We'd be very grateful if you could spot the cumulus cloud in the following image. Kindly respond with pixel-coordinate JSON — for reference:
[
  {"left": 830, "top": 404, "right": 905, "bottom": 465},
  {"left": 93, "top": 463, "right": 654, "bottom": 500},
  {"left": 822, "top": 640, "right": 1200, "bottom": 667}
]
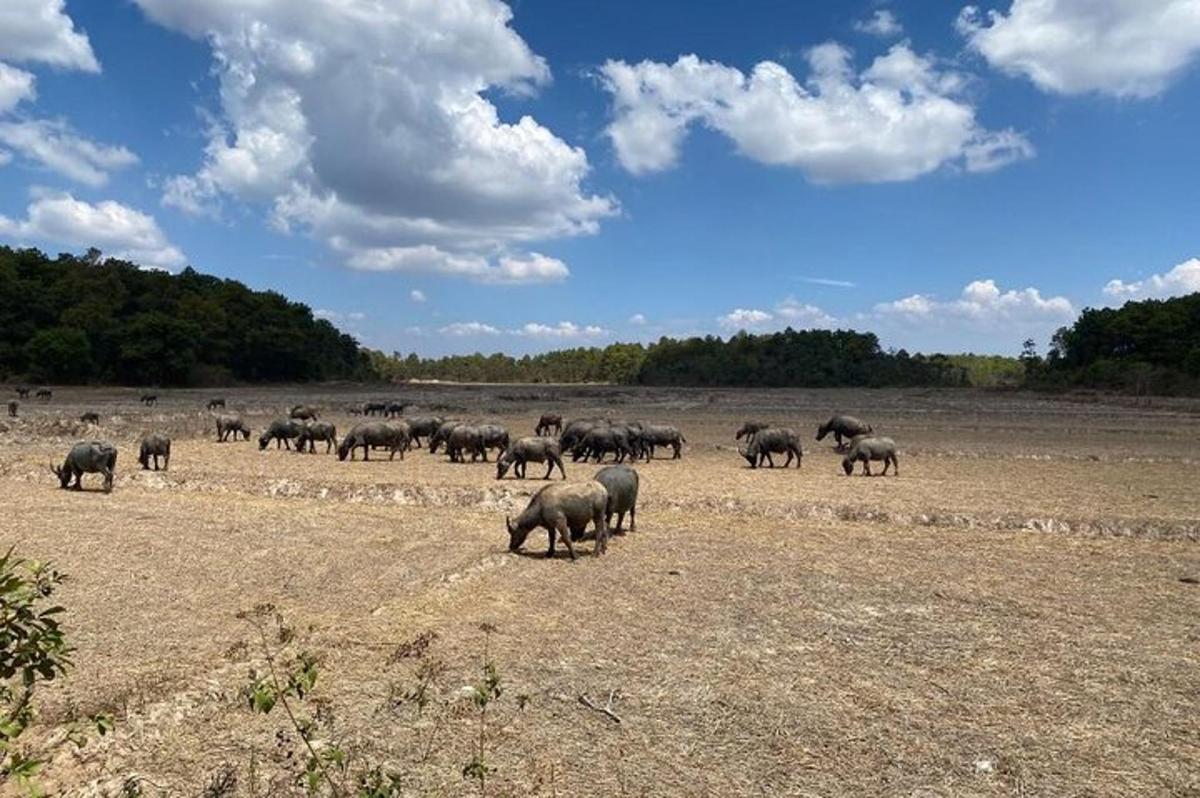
[
  {"left": 719, "top": 298, "right": 839, "bottom": 331},
  {"left": 0, "top": 118, "right": 138, "bottom": 186},
  {"left": 875, "top": 278, "right": 1074, "bottom": 324},
  {"left": 440, "top": 321, "right": 500, "bottom": 336},
  {"left": 410, "top": 289, "right": 427, "bottom": 303},
  {"left": 313, "top": 309, "right": 366, "bottom": 323},
  {"left": 774, "top": 297, "right": 839, "bottom": 327},
  {"left": 0, "top": 0, "right": 99, "bottom": 73},
  {"left": 0, "top": 192, "right": 186, "bottom": 269},
  {"left": 958, "top": 0, "right": 1200, "bottom": 98},
  {"left": 600, "top": 42, "right": 1033, "bottom": 182},
  {"left": 628, "top": 313, "right": 646, "bottom": 325},
  {"left": 718, "top": 308, "right": 774, "bottom": 331},
  {"left": 854, "top": 9, "right": 903, "bottom": 37},
  {"left": 135, "top": 0, "right": 615, "bottom": 282},
  {"left": 0, "top": 63, "right": 35, "bottom": 114},
  {"left": 1103, "top": 257, "right": 1200, "bottom": 299},
  {"left": 514, "top": 321, "right": 608, "bottom": 339}
]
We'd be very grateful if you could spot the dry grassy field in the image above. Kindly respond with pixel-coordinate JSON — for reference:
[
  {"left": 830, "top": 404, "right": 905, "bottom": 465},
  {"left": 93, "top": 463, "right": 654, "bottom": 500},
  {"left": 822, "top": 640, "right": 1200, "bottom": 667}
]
[{"left": 2, "top": 384, "right": 1198, "bottom": 796}]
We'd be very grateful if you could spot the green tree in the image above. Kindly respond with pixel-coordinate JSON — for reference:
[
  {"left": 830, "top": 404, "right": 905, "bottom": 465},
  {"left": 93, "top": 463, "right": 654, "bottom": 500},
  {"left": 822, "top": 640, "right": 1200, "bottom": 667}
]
[{"left": 23, "top": 327, "right": 93, "bottom": 383}]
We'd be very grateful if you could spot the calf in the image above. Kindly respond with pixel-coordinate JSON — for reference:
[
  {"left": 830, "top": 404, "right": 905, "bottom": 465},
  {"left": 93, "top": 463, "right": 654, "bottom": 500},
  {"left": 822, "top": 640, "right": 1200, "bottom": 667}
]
[{"left": 535, "top": 413, "right": 563, "bottom": 436}]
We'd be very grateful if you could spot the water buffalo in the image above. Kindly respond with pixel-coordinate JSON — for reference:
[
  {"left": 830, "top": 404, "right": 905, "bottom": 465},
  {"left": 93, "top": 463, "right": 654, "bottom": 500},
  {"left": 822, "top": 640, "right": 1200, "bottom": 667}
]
[
  {"left": 572, "top": 425, "right": 634, "bottom": 463},
  {"left": 79, "top": 412, "right": 100, "bottom": 425},
  {"left": 817, "top": 415, "right": 873, "bottom": 451},
  {"left": 559, "top": 419, "right": 600, "bottom": 452},
  {"left": 740, "top": 427, "right": 802, "bottom": 468},
  {"left": 15, "top": 386, "right": 30, "bottom": 398},
  {"left": 735, "top": 421, "right": 769, "bottom": 440},
  {"left": 842, "top": 436, "right": 899, "bottom": 476},
  {"left": 7, "top": 400, "right": 16, "bottom": 418},
  {"left": 140, "top": 394, "right": 158, "bottom": 406},
  {"left": 496, "top": 437, "right": 566, "bottom": 480},
  {"left": 506, "top": 481, "right": 609, "bottom": 559},
  {"left": 446, "top": 425, "right": 484, "bottom": 463},
  {"left": 594, "top": 465, "right": 639, "bottom": 533},
  {"left": 295, "top": 421, "right": 338, "bottom": 453},
  {"left": 290, "top": 404, "right": 319, "bottom": 421},
  {"left": 207, "top": 398, "right": 226, "bottom": 410},
  {"left": 364, "top": 402, "right": 388, "bottom": 417},
  {"left": 216, "top": 414, "right": 250, "bottom": 442},
  {"left": 338, "top": 421, "right": 409, "bottom": 461},
  {"left": 429, "top": 420, "right": 464, "bottom": 454},
  {"left": 476, "top": 424, "right": 510, "bottom": 461},
  {"left": 259, "top": 419, "right": 303, "bottom": 450},
  {"left": 402, "top": 415, "right": 443, "bottom": 448},
  {"left": 642, "top": 424, "right": 685, "bottom": 459},
  {"left": 535, "top": 413, "right": 563, "bottom": 436},
  {"left": 52, "top": 441, "right": 117, "bottom": 492},
  {"left": 138, "top": 433, "right": 171, "bottom": 471},
  {"left": 36, "top": 388, "right": 52, "bottom": 401},
  {"left": 386, "top": 401, "right": 407, "bottom": 418}
]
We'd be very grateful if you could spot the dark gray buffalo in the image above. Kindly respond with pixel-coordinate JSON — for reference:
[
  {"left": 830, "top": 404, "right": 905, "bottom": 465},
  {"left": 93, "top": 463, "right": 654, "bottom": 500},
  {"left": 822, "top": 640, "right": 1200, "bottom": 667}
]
[
  {"left": 476, "top": 424, "right": 510, "bottom": 461},
  {"left": 496, "top": 437, "right": 566, "bottom": 480},
  {"left": 842, "top": 436, "right": 899, "bottom": 476},
  {"left": 52, "top": 441, "right": 117, "bottom": 492},
  {"left": 140, "top": 393, "right": 158, "bottom": 406},
  {"left": 7, "top": 400, "right": 16, "bottom": 418},
  {"left": 572, "top": 425, "right": 634, "bottom": 463},
  {"left": 289, "top": 404, "right": 319, "bottom": 421},
  {"left": 207, "top": 397, "right": 226, "bottom": 410},
  {"left": 80, "top": 412, "right": 100, "bottom": 425},
  {"left": 338, "top": 422, "right": 408, "bottom": 461},
  {"left": 295, "top": 421, "right": 338, "bottom": 453},
  {"left": 535, "top": 413, "right": 563, "bottom": 436},
  {"left": 506, "top": 481, "right": 610, "bottom": 559},
  {"left": 428, "top": 421, "right": 464, "bottom": 453},
  {"left": 817, "top": 414, "right": 873, "bottom": 451},
  {"left": 216, "top": 414, "right": 250, "bottom": 442},
  {"left": 138, "top": 433, "right": 171, "bottom": 471},
  {"left": 259, "top": 419, "right": 302, "bottom": 450},
  {"left": 402, "top": 415, "right": 443, "bottom": 448},
  {"left": 36, "top": 388, "right": 52, "bottom": 401},
  {"left": 740, "top": 427, "right": 803, "bottom": 469},
  {"left": 735, "top": 421, "right": 770, "bottom": 440},
  {"left": 642, "top": 424, "right": 686, "bottom": 459},
  {"left": 15, "top": 386, "right": 30, "bottom": 398},
  {"left": 446, "top": 425, "right": 483, "bottom": 463},
  {"left": 594, "top": 464, "right": 639, "bottom": 533},
  {"left": 559, "top": 418, "right": 599, "bottom": 451}
]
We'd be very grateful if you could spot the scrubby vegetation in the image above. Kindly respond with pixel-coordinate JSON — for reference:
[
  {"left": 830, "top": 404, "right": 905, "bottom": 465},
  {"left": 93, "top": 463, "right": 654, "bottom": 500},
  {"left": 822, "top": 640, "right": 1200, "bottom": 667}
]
[{"left": 0, "top": 247, "right": 372, "bottom": 386}]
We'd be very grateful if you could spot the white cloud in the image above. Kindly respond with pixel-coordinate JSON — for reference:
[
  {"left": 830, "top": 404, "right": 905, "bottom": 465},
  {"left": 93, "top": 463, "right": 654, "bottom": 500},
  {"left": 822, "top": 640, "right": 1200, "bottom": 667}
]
[
  {"left": 1103, "top": 257, "right": 1200, "bottom": 299},
  {"left": 0, "top": 118, "right": 138, "bottom": 186},
  {"left": 958, "top": 0, "right": 1200, "bottom": 98},
  {"left": 136, "top": 0, "right": 615, "bottom": 281},
  {"left": 600, "top": 43, "right": 1033, "bottom": 182},
  {"left": 718, "top": 298, "right": 839, "bottom": 331},
  {"left": 0, "top": 192, "right": 186, "bottom": 269},
  {"left": 0, "top": 0, "right": 99, "bottom": 73},
  {"left": 875, "top": 278, "right": 1074, "bottom": 324},
  {"left": 774, "top": 297, "right": 839, "bottom": 327},
  {"left": 718, "top": 308, "right": 774, "bottom": 331},
  {"left": 410, "top": 289, "right": 427, "bottom": 303},
  {"left": 441, "top": 321, "right": 501, "bottom": 336},
  {"left": 796, "top": 276, "right": 856, "bottom": 288},
  {"left": 0, "top": 63, "right": 35, "bottom": 114},
  {"left": 628, "top": 313, "right": 646, "bottom": 325},
  {"left": 313, "top": 309, "right": 366, "bottom": 323},
  {"left": 514, "top": 321, "right": 608, "bottom": 339},
  {"left": 854, "top": 9, "right": 903, "bottom": 37}
]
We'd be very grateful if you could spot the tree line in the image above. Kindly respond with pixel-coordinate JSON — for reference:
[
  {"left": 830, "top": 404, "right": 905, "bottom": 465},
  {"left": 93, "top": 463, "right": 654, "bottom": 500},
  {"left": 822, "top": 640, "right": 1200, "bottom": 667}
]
[{"left": 0, "top": 247, "right": 372, "bottom": 386}]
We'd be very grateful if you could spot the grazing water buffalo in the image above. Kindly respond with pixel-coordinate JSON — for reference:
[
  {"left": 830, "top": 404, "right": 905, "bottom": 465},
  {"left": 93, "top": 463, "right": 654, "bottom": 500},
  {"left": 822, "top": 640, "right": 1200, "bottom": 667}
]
[
  {"left": 506, "top": 481, "right": 609, "bottom": 559},
  {"left": 535, "top": 413, "right": 563, "bottom": 436},
  {"left": 842, "top": 436, "right": 899, "bottom": 476},
  {"left": 642, "top": 424, "right": 686, "bottom": 459},
  {"left": 290, "top": 404, "right": 319, "bottom": 421},
  {"left": 740, "top": 427, "right": 802, "bottom": 469},
  {"left": 559, "top": 418, "right": 600, "bottom": 452},
  {"left": 259, "top": 419, "right": 303, "bottom": 450},
  {"left": 817, "top": 414, "right": 873, "bottom": 450},
  {"left": 36, "top": 388, "right": 52, "bottom": 401},
  {"left": 138, "top": 433, "right": 171, "bottom": 471},
  {"left": 572, "top": 425, "right": 634, "bottom": 463},
  {"left": 735, "top": 421, "right": 770, "bottom": 440},
  {"left": 338, "top": 421, "right": 408, "bottom": 461},
  {"left": 446, "top": 425, "right": 484, "bottom": 463},
  {"left": 429, "top": 420, "right": 464, "bottom": 453},
  {"left": 207, "top": 397, "right": 226, "bottom": 410},
  {"left": 386, "top": 401, "right": 407, "bottom": 418},
  {"left": 7, "top": 400, "right": 16, "bottom": 418},
  {"left": 15, "top": 386, "right": 30, "bottom": 398},
  {"left": 364, "top": 402, "right": 388, "bottom": 417},
  {"left": 140, "top": 394, "right": 158, "bottom": 406},
  {"left": 476, "top": 424, "right": 510, "bottom": 461},
  {"left": 496, "top": 437, "right": 566, "bottom": 480},
  {"left": 295, "top": 421, "right": 338, "bottom": 453},
  {"left": 52, "top": 441, "right": 117, "bottom": 492},
  {"left": 80, "top": 412, "right": 100, "bottom": 425},
  {"left": 594, "top": 465, "right": 639, "bottom": 533},
  {"left": 216, "top": 414, "right": 250, "bottom": 442},
  {"left": 402, "top": 415, "right": 443, "bottom": 448}
]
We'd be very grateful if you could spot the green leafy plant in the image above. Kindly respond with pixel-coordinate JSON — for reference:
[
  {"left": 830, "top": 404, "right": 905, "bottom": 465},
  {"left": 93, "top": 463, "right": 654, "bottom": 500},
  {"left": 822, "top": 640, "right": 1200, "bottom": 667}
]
[{"left": 462, "top": 623, "right": 502, "bottom": 796}]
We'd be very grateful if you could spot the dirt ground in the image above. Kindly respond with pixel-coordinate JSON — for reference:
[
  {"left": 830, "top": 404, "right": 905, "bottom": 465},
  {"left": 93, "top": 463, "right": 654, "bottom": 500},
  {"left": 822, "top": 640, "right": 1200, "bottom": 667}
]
[{"left": 2, "top": 384, "right": 1198, "bottom": 796}]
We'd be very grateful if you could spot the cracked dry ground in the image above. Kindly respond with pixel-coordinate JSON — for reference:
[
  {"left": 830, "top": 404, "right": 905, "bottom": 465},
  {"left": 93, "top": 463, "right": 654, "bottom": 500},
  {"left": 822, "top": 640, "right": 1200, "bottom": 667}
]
[{"left": 2, "top": 385, "right": 1198, "bottom": 796}]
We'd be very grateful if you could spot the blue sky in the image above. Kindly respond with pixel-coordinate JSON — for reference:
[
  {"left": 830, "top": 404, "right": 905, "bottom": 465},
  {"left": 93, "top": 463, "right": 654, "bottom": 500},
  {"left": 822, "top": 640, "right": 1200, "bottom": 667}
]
[{"left": 1, "top": 1, "right": 1198, "bottom": 356}]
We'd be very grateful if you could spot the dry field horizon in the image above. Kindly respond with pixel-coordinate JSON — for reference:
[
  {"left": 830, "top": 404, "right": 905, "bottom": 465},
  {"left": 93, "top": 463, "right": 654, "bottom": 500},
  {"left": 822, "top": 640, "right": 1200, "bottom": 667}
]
[{"left": 2, "top": 384, "right": 1198, "bottom": 796}]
